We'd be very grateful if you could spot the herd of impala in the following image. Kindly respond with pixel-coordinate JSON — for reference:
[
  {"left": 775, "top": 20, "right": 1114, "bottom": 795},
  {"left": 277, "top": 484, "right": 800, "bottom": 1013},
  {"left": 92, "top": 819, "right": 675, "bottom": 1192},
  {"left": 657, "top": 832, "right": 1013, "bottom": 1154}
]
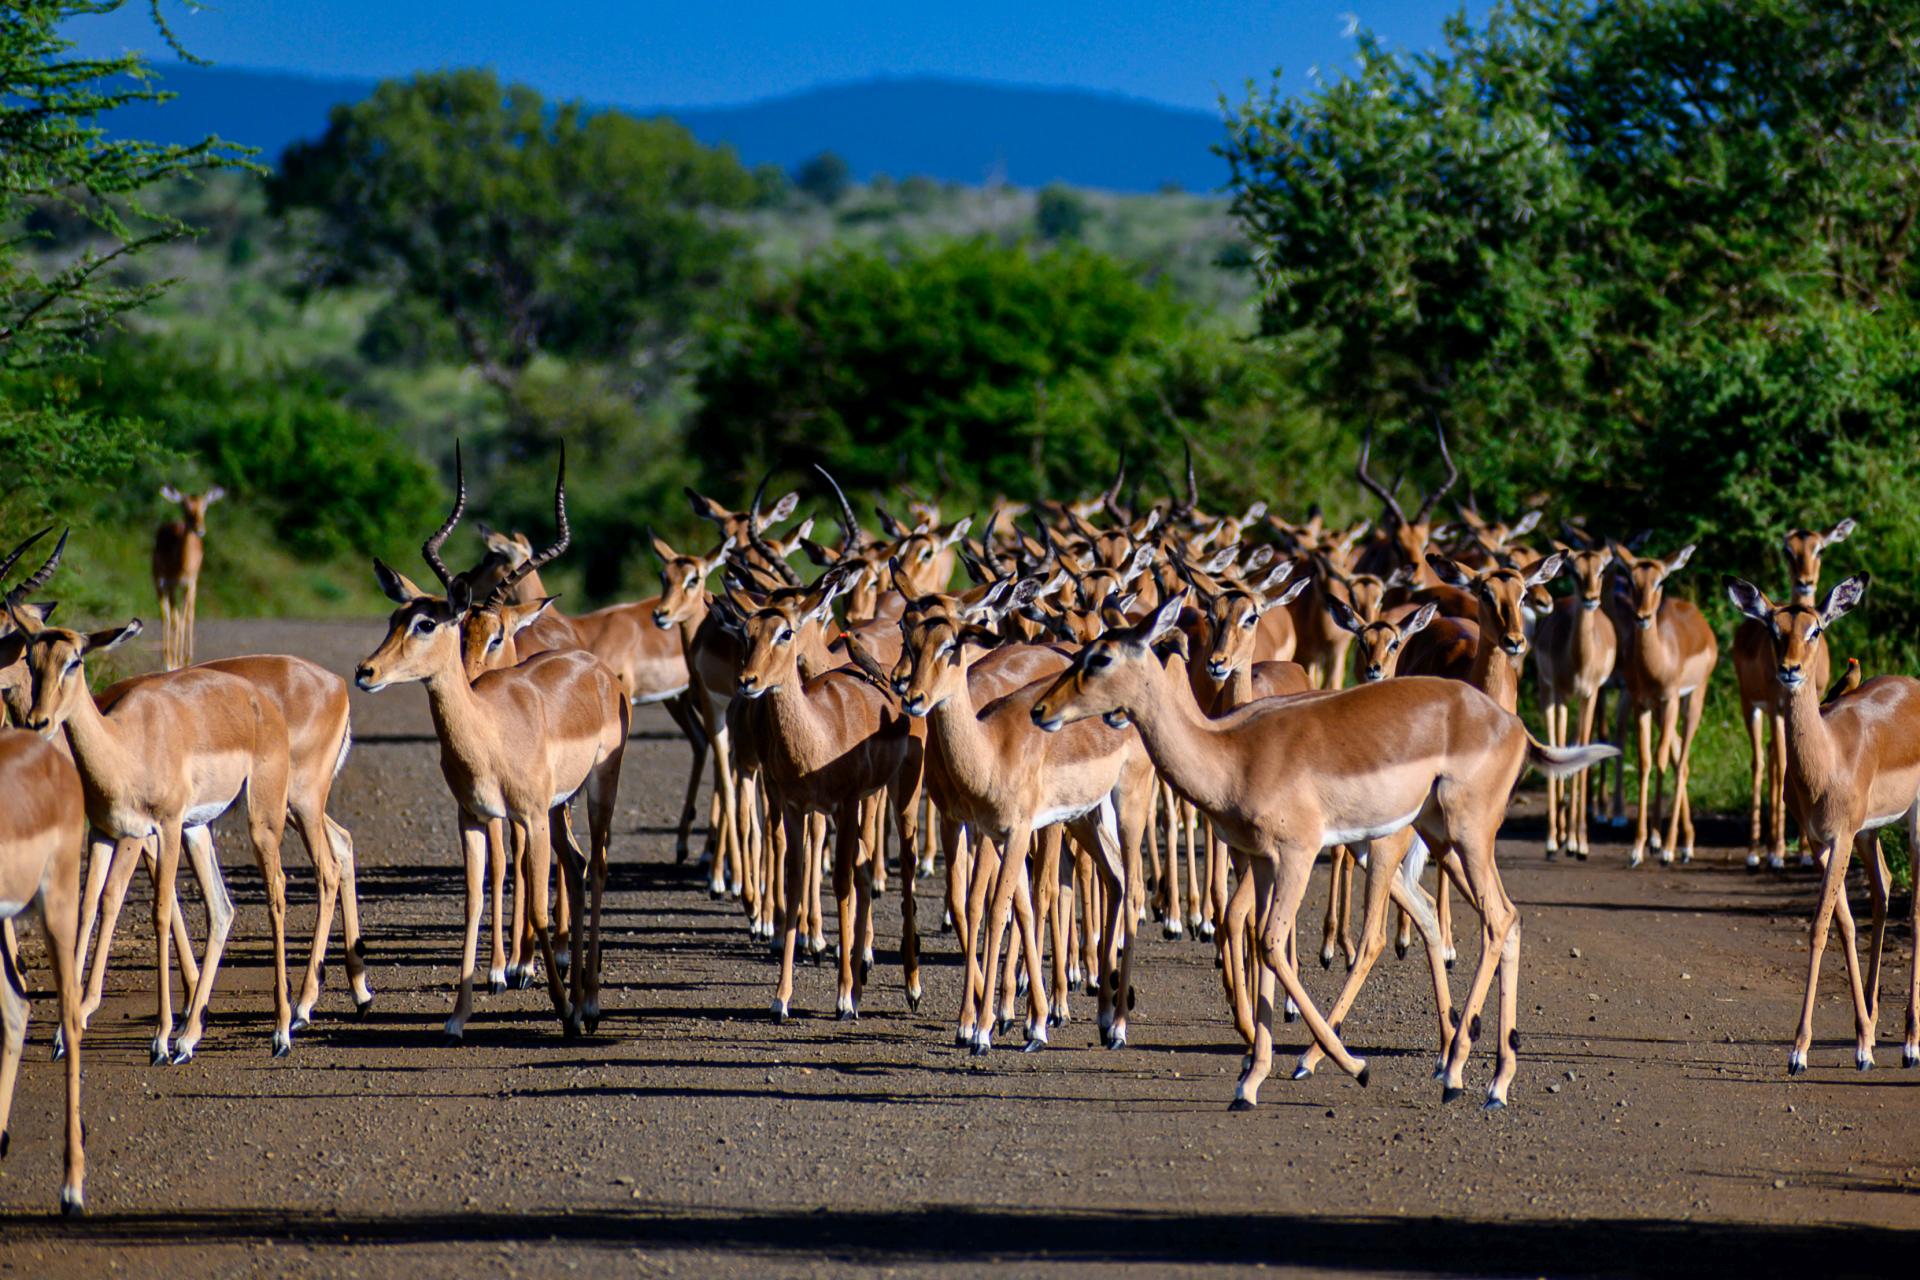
[{"left": 0, "top": 431, "right": 1916, "bottom": 1218}]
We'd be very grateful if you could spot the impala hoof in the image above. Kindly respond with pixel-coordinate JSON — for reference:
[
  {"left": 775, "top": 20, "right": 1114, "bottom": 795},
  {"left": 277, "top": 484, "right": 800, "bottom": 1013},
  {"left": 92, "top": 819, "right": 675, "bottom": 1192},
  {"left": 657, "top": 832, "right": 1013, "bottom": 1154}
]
[
  {"left": 770, "top": 999, "right": 789, "bottom": 1025},
  {"left": 1441, "top": 1085, "right": 1464, "bottom": 1104},
  {"left": 441, "top": 1031, "right": 464, "bottom": 1048},
  {"left": 59, "top": 1187, "right": 84, "bottom": 1217},
  {"left": 1227, "top": 1097, "right": 1256, "bottom": 1112},
  {"left": 1444, "top": 957, "right": 1456, "bottom": 971},
  {"left": 1106, "top": 1028, "right": 1127, "bottom": 1050},
  {"left": 170, "top": 1046, "right": 195, "bottom": 1066},
  {"left": 1022, "top": 1037, "right": 1046, "bottom": 1054},
  {"left": 1394, "top": 940, "right": 1409, "bottom": 960},
  {"left": 1787, "top": 1049, "right": 1808, "bottom": 1075},
  {"left": 1291, "top": 1064, "right": 1313, "bottom": 1081},
  {"left": 150, "top": 1039, "right": 169, "bottom": 1067},
  {"left": 1857, "top": 1048, "right": 1875, "bottom": 1071},
  {"left": 290, "top": 1011, "right": 311, "bottom": 1033},
  {"left": 905, "top": 988, "right": 923, "bottom": 1014},
  {"left": 1356, "top": 1064, "right": 1370, "bottom": 1088},
  {"left": 355, "top": 995, "right": 375, "bottom": 1018},
  {"left": 1902, "top": 1044, "right": 1919, "bottom": 1068},
  {"left": 272, "top": 1030, "right": 292, "bottom": 1058},
  {"left": 1483, "top": 1094, "right": 1507, "bottom": 1113},
  {"left": 50, "top": 1029, "right": 65, "bottom": 1062}
]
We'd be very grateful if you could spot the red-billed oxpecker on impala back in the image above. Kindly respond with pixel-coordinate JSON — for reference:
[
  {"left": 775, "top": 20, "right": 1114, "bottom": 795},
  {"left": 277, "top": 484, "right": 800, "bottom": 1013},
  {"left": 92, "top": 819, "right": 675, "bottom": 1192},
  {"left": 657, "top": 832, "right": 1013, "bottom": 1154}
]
[
  {"left": 153, "top": 484, "right": 223, "bottom": 670},
  {"left": 0, "top": 527, "right": 89, "bottom": 1215},
  {"left": 1610, "top": 542, "right": 1718, "bottom": 866},
  {"left": 1533, "top": 543, "right": 1619, "bottom": 860},
  {"left": 1029, "top": 592, "right": 1616, "bottom": 1111},
  {"left": 1725, "top": 574, "right": 1920, "bottom": 1073},
  {"left": 1731, "top": 520, "right": 1854, "bottom": 869},
  {"left": 357, "top": 450, "right": 630, "bottom": 1041}
]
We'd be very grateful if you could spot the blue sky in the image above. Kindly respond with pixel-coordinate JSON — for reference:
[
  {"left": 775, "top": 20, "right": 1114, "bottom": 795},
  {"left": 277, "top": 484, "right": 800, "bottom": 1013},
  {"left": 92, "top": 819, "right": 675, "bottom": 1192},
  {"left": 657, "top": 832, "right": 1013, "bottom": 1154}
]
[{"left": 68, "top": 1, "right": 1486, "bottom": 112}]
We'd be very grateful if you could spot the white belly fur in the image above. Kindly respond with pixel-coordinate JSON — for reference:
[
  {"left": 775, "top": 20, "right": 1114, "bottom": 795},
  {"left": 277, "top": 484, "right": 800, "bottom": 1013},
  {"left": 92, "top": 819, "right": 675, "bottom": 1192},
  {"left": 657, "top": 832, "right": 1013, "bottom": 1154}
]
[{"left": 1322, "top": 805, "right": 1425, "bottom": 849}]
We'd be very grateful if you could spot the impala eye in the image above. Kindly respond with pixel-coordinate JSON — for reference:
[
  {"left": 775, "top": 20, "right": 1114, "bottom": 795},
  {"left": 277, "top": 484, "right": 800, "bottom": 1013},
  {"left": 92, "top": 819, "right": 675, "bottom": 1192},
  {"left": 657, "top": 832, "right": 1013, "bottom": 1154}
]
[
  {"left": 775, "top": 627, "right": 792, "bottom": 645},
  {"left": 64, "top": 657, "right": 82, "bottom": 677},
  {"left": 1241, "top": 614, "right": 1257, "bottom": 629},
  {"left": 684, "top": 575, "right": 696, "bottom": 590},
  {"left": 1086, "top": 651, "right": 1112, "bottom": 670},
  {"left": 487, "top": 634, "right": 501, "bottom": 652}
]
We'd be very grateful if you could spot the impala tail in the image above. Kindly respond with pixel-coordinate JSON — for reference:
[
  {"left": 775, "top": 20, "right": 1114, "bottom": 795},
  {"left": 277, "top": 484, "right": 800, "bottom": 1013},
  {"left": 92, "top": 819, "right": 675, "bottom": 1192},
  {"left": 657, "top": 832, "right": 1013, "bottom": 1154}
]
[{"left": 1524, "top": 734, "right": 1619, "bottom": 779}]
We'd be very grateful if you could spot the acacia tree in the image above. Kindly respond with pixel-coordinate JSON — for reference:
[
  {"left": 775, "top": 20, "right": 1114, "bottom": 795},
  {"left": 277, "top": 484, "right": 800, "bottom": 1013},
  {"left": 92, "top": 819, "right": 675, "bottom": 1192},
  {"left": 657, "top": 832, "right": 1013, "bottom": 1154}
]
[
  {"left": 1223, "top": 0, "right": 1920, "bottom": 630},
  {"left": 270, "top": 70, "right": 757, "bottom": 399},
  {"left": 0, "top": 0, "right": 247, "bottom": 365}
]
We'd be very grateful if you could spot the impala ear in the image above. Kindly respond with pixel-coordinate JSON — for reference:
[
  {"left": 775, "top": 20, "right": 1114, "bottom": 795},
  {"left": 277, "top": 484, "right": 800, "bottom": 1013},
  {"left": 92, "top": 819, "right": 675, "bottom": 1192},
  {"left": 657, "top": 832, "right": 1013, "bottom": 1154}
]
[
  {"left": 1400, "top": 602, "right": 1438, "bottom": 639},
  {"left": 1134, "top": 508, "right": 1162, "bottom": 538},
  {"left": 1426, "top": 553, "right": 1472, "bottom": 589},
  {"left": 1122, "top": 545, "right": 1156, "bottom": 585},
  {"left": 160, "top": 484, "right": 183, "bottom": 504},
  {"left": 798, "top": 537, "right": 838, "bottom": 568},
  {"left": 1662, "top": 544, "right": 1695, "bottom": 578},
  {"left": 1243, "top": 544, "right": 1275, "bottom": 574},
  {"left": 684, "top": 488, "right": 728, "bottom": 524},
  {"left": 1241, "top": 500, "right": 1268, "bottom": 524},
  {"left": 1524, "top": 552, "right": 1565, "bottom": 589},
  {"left": 509, "top": 597, "right": 557, "bottom": 636},
  {"left": 1825, "top": 517, "right": 1856, "bottom": 545},
  {"left": 1723, "top": 576, "right": 1772, "bottom": 623},
  {"left": 1202, "top": 543, "right": 1239, "bottom": 577},
  {"left": 1255, "top": 558, "right": 1298, "bottom": 597},
  {"left": 84, "top": 619, "right": 142, "bottom": 654},
  {"left": 446, "top": 577, "right": 474, "bottom": 619},
  {"left": 1138, "top": 590, "right": 1187, "bottom": 648},
  {"left": 1821, "top": 574, "right": 1869, "bottom": 626},
  {"left": 1606, "top": 540, "right": 1636, "bottom": 568},
  {"left": 709, "top": 596, "right": 747, "bottom": 637},
  {"left": 1385, "top": 563, "right": 1417, "bottom": 590},
  {"left": 373, "top": 558, "right": 430, "bottom": 604},
  {"left": 648, "top": 532, "right": 678, "bottom": 566},
  {"left": 706, "top": 535, "right": 737, "bottom": 574},
  {"left": 765, "top": 492, "right": 800, "bottom": 525},
  {"left": 204, "top": 486, "right": 226, "bottom": 505},
  {"left": 1509, "top": 510, "right": 1542, "bottom": 539},
  {"left": 941, "top": 517, "right": 972, "bottom": 548},
  {"left": 1269, "top": 574, "right": 1311, "bottom": 609},
  {"left": 0, "top": 632, "right": 24, "bottom": 670},
  {"left": 1327, "top": 596, "right": 1363, "bottom": 636}
]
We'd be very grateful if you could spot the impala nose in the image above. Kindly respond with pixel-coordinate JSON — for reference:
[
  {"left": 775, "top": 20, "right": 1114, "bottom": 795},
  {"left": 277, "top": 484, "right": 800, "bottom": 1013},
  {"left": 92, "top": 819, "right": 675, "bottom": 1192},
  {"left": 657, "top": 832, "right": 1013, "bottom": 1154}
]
[
  {"left": 652, "top": 610, "right": 672, "bottom": 629},
  {"left": 1778, "top": 664, "right": 1806, "bottom": 689},
  {"left": 1636, "top": 615, "right": 1654, "bottom": 631},
  {"left": 353, "top": 665, "right": 376, "bottom": 690},
  {"left": 1363, "top": 666, "right": 1384, "bottom": 681},
  {"left": 1500, "top": 636, "right": 1526, "bottom": 656},
  {"left": 737, "top": 675, "right": 763, "bottom": 698},
  {"left": 902, "top": 692, "right": 928, "bottom": 718},
  {"left": 1206, "top": 659, "right": 1228, "bottom": 679}
]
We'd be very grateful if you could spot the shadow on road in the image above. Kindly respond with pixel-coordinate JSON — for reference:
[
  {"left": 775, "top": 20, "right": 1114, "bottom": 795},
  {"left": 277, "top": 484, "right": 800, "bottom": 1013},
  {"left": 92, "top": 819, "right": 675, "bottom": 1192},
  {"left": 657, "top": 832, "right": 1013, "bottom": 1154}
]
[{"left": 3, "top": 1203, "right": 1910, "bottom": 1275}]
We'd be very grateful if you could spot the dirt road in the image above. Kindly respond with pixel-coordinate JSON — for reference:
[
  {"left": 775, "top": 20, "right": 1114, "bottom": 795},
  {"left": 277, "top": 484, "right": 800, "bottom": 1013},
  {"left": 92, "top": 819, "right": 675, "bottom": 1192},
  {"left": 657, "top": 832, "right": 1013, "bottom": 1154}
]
[{"left": 0, "top": 618, "right": 1915, "bottom": 1277}]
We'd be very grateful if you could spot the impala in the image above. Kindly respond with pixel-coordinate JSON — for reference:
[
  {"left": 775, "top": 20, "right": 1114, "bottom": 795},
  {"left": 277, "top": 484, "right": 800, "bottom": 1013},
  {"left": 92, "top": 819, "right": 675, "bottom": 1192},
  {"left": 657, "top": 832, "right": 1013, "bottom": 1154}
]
[
  {"left": 1031, "top": 593, "right": 1615, "bottom": 1110},
  {"left": 1534, "top": 544, "right": 1618, "bottom": 859},
  {"left": 1726, "top": 574, "right": 1920, "bottom": 1073},
  {"left": 153, "top": 484, "right": 224, "bottom": 670},
  {"left": 1610, "top": 543, "right": 1718, "bottom": 866},
  {"left": 12, "top": 603, "right": 296, "bottom": 1066},
  {"left": 357, "top": 457, "right": 629, "bottom": 1040},
  {"left": 1730, "top": 520, "right": 1853, "bottom": 868}
]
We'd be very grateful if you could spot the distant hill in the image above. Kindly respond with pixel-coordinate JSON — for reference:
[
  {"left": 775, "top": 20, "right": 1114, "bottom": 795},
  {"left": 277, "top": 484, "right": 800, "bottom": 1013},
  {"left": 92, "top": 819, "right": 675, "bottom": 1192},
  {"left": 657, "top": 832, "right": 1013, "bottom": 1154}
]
[{"left": 103, "top": 65, "right": 1230, "bottom": 193}]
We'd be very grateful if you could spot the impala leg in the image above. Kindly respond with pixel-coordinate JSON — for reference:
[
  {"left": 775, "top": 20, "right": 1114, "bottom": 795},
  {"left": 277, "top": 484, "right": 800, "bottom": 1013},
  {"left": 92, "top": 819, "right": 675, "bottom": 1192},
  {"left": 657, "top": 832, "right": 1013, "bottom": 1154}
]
[
  {"left": 772, "top": 805, "right": 806, "bottom": 1021},
  {"left": 445, "top": 815, "right": 488, "bottom": 1043},
  {"left": 893, "top": 784, "right": 923, "bottom": 1012},
  {"left": 806, "top": 811, "right": 828, "bottom": 957},
  {"left": 940, "top": 816, "right": 966, "bottom": 938},
  {"left": 1573, "top": 692, "right": 1602, "bottom": 857},
  {"left": 831, "top": 801, "right": 862, "bottom": 1020},
  {"left": 79, "top": 838, "right": 145, "bottom": 1026},
  {"left": 1486, "top": 906, "right": 1525, "bottom": 1107},
  {"left": 666, "top": 691, "right": 709, "bottom": 864},
  {"left": 489, "top": 817, "right": 512, "bottom": 991},
  {"left": 1222, "top": 857, "right": 1258, "bottom": 1047},
  {"left": 40, "top": 849, "right": 86, "bottom": 1215},
  {"left": 1319, "top": 847, "right": 1345, "bottom": 966},
  {"left": 974, "top": 823, "right": 1032, "bottom": 1053},
  {"left": 147, "top": 824, "right": 186, "bottom": 1064},
  {"left": 1235, "top": 851, "right": 1366, "bottom": 1110},
  {"left": 0, "top": 931, "right": 27, "bottom": 1165},
  {"left": 1035, "top": 828, "right": 1066, "bottom": 1027},
  {"left": 552, "top": 806, "right": 592, "bottom": 1030},
  {"left": 182, "top": 577, "right": 198, "bottom": 667},
  {"left": 290, "top": 810, "right": 338, "bottom": 1028},
  {"left": 1744, "top": 705, "right": 1766, "bottom": 866},
  {"left": 1770, "top": 712, "right": 1792, "bottom": 868},
  {"left": 1183, "top": 801, "right": 1205, "bottom": 934},
  {"left": 1544, "top": 699, "right": 1563, "bottom": 856},
  {"left": 517, "top": 814, "right": 575, "bottom": 1034},
  {"left": 1164, "top": 799, "right": 1186, "bottom": 938},
  {"left": 1629, "top": 708, "right": 1655, "bottom": 865},
  {"left": 170, "top": 827, "right": 234, "bottom": 1062},
  {"left": 1666, "top": 692, "right": 1699, "bottom": 861},
  {"left": 1440, "top": 845, "right": 1517, "bottom": 1103},
  {"left": 958, "top": 834, "right": 998, "bottom": 1043},
  {"left": 75, "top": 836, "right": 115, "bottom": 974},
  {"left": 1295, "top": 830, "right": 1415, "bottom": 1077},
  {"left": 326, "top": 818, "right": 373, "bottom": 1010},
  {"left": 1789, "top": 838, "right": 1852, "bottom": 1074},
  {"left": 1905, "top": 805, "right": 1920, "bottom": 1067}
]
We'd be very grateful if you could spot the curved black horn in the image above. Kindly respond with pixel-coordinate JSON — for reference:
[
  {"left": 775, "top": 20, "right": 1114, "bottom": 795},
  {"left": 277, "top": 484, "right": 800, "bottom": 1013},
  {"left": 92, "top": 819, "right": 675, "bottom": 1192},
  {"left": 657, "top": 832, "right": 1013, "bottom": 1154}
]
[
  {"left": 1354, "top": 428, "right": 1408, "bottom": 527},
  {"left": 1413, "top": 417, "right": 1460, "bottom": 525},
  {"left": 487, "top": 444, "right": 570, "bottom": 606},
  {"left": 0, "top": 526, "right": 51, "bottom": 589},
  {"left": 9, "top": 527, "right": 68, "bottom": 602},
  {"left": 422, "top": 441, "right": 467, "bottom": 588},
  {"left": 813, "top": 463, "right": 864, "bottom": 553},
  {"left": 749, "top": 471, "right": 802, "bottom": 587}
]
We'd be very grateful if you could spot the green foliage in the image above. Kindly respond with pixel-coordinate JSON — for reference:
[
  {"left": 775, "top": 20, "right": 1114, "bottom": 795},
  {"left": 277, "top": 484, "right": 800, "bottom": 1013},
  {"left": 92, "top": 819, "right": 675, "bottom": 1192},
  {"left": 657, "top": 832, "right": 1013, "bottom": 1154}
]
[
  {"left": 1035, "top": 185, "right": 1090, "bottom": 241},
  {"left": 690, "top": 237, "right": 1327, "bottom": 518},
  {"left": 269, "top": 69, "right": 756, "bottom": 392},
  {"left": 793, "top": 151, "right": 852, "bottom": 206},
  {"left": 1223, "top": 0, "right": 1920, "bottom": 641},
  {"left": 12, "top": 340, "right": 442, "bottom": 562},
  {"left": 0, "top": 0, "right": 250, "bottom": 367}
]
